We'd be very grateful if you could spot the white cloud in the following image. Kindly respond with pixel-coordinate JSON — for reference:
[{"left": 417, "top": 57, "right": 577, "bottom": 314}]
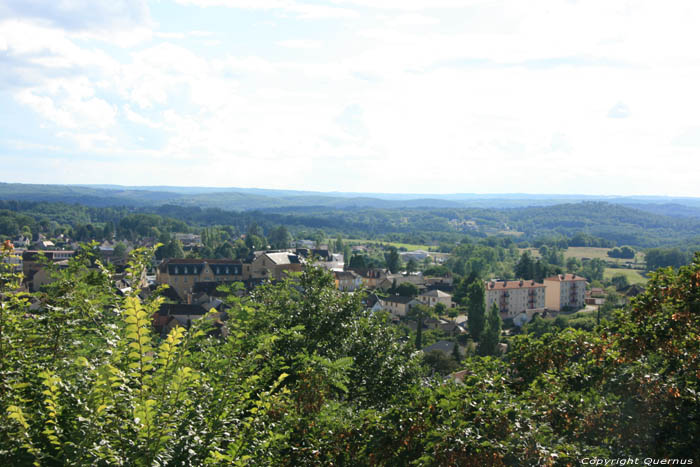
[
  {"left": 3, "top": 0, "right": 700, "bottom": 195},
  {"left": 0, "top": 0, "right": 151, "bottom": 32},
  {"left": 388, "top": 13, "right": 440, "bottom": 26},
  {"left": 277, "top": 39, "right": 322, "bottom": 49},
  {"left": 608, "top": 102, "right": 630, "bottom": 119},
  {"left": 173, "top": 0, "right": 358, "bottom": 19}
]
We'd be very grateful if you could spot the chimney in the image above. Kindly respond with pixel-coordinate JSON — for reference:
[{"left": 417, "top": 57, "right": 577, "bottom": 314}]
[{"left": 519, "top": 280, "right": 523, "bottom": 287}]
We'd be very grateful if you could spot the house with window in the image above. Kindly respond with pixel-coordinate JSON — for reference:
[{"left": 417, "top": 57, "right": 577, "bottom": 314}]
[
  {"left": 543, "top": 274, "right": 587, "bottom": 311},
  {"left": 417, "top": 289, "right": 454, "bottom": 308},
  {"left": 157, "top": 259, "right": 245, "bottom": 300},
  {"left": 249, "top": 251, "right": 303, "bottom": 281},
  {"left": 485, "top": 279, "right": 546, "bottom": 320},
  {"left": 334, "top": 270, "right": 363, "bottom": 291},
  {"left": 378, "top": 295, "right": 420, "bottom": 317}
]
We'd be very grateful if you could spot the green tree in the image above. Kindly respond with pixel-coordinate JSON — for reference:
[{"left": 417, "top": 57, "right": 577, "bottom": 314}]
[
  {"left": 466, "top": 281, "right": 486, "bottom": 341},
  {"left": 581, "top": 258, "right": 605, "bottom": 281},
  {"left": 479, "top": 302, "right": 502, "bottom": 356},
  {"left": 434, "top": 302, "right": 447, "bottom": 316},
  {"left": 610, "top": 273, "right": 629, "bottom": 290},
  {"left": 515, "top": 251, "right": 535, "bottom": 279},
  {"left": 451, "top": 341, "right": 462, "bottom": 363},
  {"left": 408, "top": 304, "right": 431, "bottom": 350},
  {"left": 395, "top": 282, "right": 419, "bottom": 298},
  {"left": 385, "top": 247, "right": 401, "bottom": 274},
  {"left": 566, "top": 256, "right": 582, "bottom": 273},
  {"left": 406, "top": 258, "right": 418, "bottom": 274},
  {"left": 112, "top": 242, "right": 128, "bottom": 261},
  {"left": 268, "top": 226, "right": 291, "bottom": 250}
]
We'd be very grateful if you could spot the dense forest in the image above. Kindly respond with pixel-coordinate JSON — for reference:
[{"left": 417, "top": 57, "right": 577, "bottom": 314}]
[
  {"left": 1, "top": 243, "right": 698, "bottom": 465},
  {"left": 2, "top": 199, "right": 700, "bottom": 250}
]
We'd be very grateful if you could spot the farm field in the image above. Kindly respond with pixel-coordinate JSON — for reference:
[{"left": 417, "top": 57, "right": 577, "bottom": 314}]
[
  {"left": 347, "top": 239, "right": 434, "bottom": 252},
  {"left": 603, "top": 267, "right": 648, "bottom": 285},
  {"left": 564, "top": 247, "right": 645, "bottom": 265}
]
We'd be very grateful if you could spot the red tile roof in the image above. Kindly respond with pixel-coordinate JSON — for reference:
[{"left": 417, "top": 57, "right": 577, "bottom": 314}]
[
  {"left": 543, "top": 274, "right": 587, "bottom": 282},
  {"left": 485, "top": 280, "right": 544, "bottom": 290}
]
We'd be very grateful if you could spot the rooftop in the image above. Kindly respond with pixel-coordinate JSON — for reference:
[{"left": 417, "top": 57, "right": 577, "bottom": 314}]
[
  {"left": 486, "top": 280, "right": 545, "bottom": 290},
  {"left": 543, "top": 274, "right": 587, "bottom": 282}
]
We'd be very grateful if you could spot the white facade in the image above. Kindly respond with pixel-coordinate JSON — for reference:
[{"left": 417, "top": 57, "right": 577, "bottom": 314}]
[{"left": 485, "top": 280, "right": 546, "bottom": 319}]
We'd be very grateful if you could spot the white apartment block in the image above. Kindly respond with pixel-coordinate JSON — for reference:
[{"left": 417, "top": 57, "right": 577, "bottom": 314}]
[
  {"left": 543, "top": 274, "right": 587, "bottom": 311},
  {"left": 485, "top": 280, "right": 546, "bottom": 319}
]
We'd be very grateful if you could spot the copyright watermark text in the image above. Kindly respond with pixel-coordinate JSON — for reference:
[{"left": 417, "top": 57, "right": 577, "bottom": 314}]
[{"left": 581, "top": 459, "right": 693, "bottom": 466}]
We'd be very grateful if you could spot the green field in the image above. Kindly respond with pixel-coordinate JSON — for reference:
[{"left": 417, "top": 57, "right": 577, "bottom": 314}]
[
  {"left": 603, "top": 267, "right": 648, "bottom": 285},
  {"left": 564, "top": 247, "right": 645, "bottom": 265},
  {"left": 346, "top": 239, "right": 434, "bottom": 252}
]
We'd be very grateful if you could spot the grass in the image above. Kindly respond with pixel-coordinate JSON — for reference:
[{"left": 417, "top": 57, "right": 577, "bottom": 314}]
[
  {"left": 564, "top": 247, "right": 613, "bottom": 260},
  {"left": 564, "top": 247, "right": 646, "bottom": 265},
  {"left": 603, "top": 267, "right": 648, "bottom": 285},
  {"left": 346, "top": 239, "right": 434, "bottom": 252}
]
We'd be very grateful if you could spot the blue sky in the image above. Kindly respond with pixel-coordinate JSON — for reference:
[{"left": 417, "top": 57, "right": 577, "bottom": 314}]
[{"left": 1, "top": 0, "right": 699, "bottom": 196}]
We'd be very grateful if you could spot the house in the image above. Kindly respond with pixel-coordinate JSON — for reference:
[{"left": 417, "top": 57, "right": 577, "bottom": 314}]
[
  {"left": 1, "top": 247, "right": 23, "bottom": 274},
  {"left": 439, "top": 320, "right": 466, "bottom": 336},
  {"left": 13, "top": 235, "right": 30, "bottom": 248},
  {"left": 298, "top": 249, "right": 344, "bottom": 270},
  {"left": 153, "top": 303, "right": 227, "bottom": 337},
  {"left": 585, "top": 287, "right": 607, "bottom": 306},
  {"left": 295, "top": 248, "right": 331, "bottom": 261},
  {"left": 543, "top": 274, "right": 587, "bottom": 311},
  {"left": 174, "top": 233, "right": 202, "bottom": 247},
  {"left": 485, "top": 279, "right": 546, "bottom": 319},
  {"left": 348, "top": 268, "right": 389, "bottom": 289},
  {"left": 249, "top": 251, "right": 302, "bottom": 281},
  {"left": 424, "top": 272, "right": 453, "bottom": 287},
  {"left": 296, "top": 239, "right": 316, "bottom": 249},
  {"left": 334, "top": 270, "right": 363, "bottom": 291},
  {"left": 378, "top": 295, "right": 420, "bottom": 317},
  {"left": 362, "top": 293, "right": 385, "bottom": 313},
  {"left": 387, "top": 272, "right": 426, "bottom": 288},
  {"left": 399, "top": 250, "right": 430, "bottom": 263},
  {"left": 157, "top": 259, "right": 245, "bottom": 301},
  {"left": 33, "top": 240, "right": 55, "bottom": 250},
  {"left": 417, "top": 289, "right": 454, "bottom": 309},
  {"left": 22, "top": 250, "right": 75, "bottom": 292}
]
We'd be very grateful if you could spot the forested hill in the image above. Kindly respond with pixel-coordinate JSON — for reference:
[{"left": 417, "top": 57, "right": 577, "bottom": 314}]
[
  {"left": 2, "top": 182, "right": 700, "bottom": 214},
  {"left": 2, "top": 198, "right": 700, "bottom": 248},
  {"left": 504, "top": 202, "right": 700, "bottom": 247}
]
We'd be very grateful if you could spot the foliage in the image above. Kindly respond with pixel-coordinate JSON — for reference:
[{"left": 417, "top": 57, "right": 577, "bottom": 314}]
[
  {"left": 645, "top": 247, "right": 689, "bottom": 271},
  {"left": 478, "top": 302, "right": 502, "bottom": 356},
  {"left": 2, "top": 241, "right": 699, "bottom": 464},
  {"left": 466, "top": 280, "right": 486, "bottom": 341},
  {"left": 607, "top": 245, "right": 635, "bottom": 259}
]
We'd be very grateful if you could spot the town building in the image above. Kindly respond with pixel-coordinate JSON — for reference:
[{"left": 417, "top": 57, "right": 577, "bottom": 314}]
[
  {"left": 249, "top": 251, "right": 302, "bottom": 281},
  {"left": 485, "top": 279, "right": 546, "bottom": 319},
  {"left": 348, "top": 268, "right": 389, "bottom": 289},
  {"left": 334, "top": 270, "right": 363, "bottom": 291},
  {"left": 543, "top": 274, "right": 587, "bottom": 311},
  {"left": 22, "top": 250, "right": 75, "bottom": 292},
  {"left": 157, "top": 259, "right": 245, "bottom": 300},
  {"left": 417, "top": 289, "right": 454, "bottom": 308},
  {"left": 379, "top": 295, "right": 420, "bottom": 317}
]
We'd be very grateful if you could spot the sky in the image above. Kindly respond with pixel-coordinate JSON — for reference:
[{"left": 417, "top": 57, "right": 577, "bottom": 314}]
[{"left": 1, "top": 0, "right": 699, "bottom": 196}]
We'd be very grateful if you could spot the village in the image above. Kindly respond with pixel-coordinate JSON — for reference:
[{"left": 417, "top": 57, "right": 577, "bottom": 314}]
[{"left": 5, "top": 230, "right": 643, "bottom": 362}]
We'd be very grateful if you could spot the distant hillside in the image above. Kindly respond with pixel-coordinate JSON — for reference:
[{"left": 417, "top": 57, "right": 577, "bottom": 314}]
[
  {"left": 3, "top": 182, "right": 700, "bottom": 213},
  {"left": 504, "top": 202, "right": 700, "bottom": 247}
]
